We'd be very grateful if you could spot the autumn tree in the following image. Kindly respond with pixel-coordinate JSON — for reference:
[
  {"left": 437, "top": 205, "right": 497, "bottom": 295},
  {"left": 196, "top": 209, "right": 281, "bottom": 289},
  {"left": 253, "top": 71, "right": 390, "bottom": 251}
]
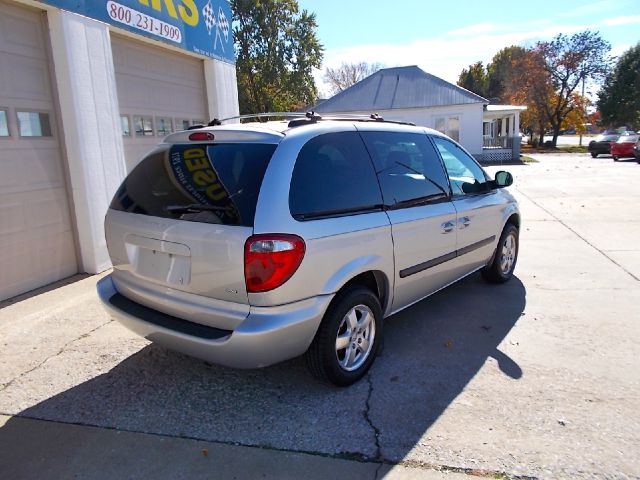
[
  {"left": 486, "top": 46, "right": 526, "bottom": 102},
  {"left": 597, "top": 44, "right": 640, "bottom": 130},
  {"left": 536, "top": 31, "right": 612, "bottom": 146},
  {"left": 507, "top": 49, "right": 554, "bottom": 144},
  {"left": 232, "top": 0, "right": 324, "bottom": 114},
  {"left": 457, "top": 61, "right": 488, "bottom": 97},
  {"left": 324, "top": 62, "right": 383, "bottom": 95}
]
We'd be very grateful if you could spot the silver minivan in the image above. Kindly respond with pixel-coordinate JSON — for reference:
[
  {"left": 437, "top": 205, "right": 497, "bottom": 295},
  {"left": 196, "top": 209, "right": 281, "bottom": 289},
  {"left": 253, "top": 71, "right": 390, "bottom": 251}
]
[{"left": 97, "top": 115, "right": 520, "bottom": 386}]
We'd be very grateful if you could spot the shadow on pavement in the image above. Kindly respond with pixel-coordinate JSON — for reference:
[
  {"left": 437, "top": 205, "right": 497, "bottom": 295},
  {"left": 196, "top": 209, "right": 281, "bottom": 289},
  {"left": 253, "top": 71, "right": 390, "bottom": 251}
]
[{"left": 0, "top": 273, "right": 526, "bottom": 472}]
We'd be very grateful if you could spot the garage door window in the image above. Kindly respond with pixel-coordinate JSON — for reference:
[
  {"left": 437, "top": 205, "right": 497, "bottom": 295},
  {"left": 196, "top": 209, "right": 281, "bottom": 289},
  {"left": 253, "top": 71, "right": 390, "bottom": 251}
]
[
  {"left": 134, "top": 116, "right": 154, "bottom": 137},
  {"left": 177, "top": 119, "right": 191, "bottom": 131},
  {"left": 156, "top": 117, "right": 173, "bottom": 136},
  {"left": 0, "top": 110, "right": 8, "bottom": 137},
  {"left": 17, "top": 111, "right": 52, "bottom": 137},
  {"left": 120, "top": 115, "right": 131, "bottom": 137}
]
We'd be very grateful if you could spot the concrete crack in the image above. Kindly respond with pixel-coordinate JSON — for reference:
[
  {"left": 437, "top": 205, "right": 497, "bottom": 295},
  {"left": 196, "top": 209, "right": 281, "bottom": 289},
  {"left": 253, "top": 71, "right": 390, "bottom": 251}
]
[
  {"left": 363, "top": 371, "right": 383, "bottom": 467},
  {"left": 0, "top": 319, "right": 114, "bottom": 393}
]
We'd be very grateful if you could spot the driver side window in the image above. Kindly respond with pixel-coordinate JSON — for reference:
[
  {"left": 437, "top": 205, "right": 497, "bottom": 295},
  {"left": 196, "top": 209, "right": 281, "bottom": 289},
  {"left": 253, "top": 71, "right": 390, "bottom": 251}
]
[{"left": 432, "top": 136, "right": 487, "bottom": 195}]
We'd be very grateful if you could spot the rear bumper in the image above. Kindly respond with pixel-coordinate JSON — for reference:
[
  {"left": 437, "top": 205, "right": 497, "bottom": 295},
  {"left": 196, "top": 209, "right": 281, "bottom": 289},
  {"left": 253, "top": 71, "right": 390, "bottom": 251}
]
[{"left": 97, "top": 275, "right": 333, "bottom": 368}]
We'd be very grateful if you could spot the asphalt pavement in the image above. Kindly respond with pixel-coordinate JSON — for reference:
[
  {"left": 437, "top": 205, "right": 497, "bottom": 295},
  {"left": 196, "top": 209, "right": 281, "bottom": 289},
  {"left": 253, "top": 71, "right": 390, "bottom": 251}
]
[{"left": 0, "top": 153, "right": 638, "bottom": 479}]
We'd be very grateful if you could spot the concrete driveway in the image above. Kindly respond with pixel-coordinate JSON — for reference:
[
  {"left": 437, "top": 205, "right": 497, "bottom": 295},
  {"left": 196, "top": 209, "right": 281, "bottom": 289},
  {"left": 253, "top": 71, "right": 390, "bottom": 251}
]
[{"left": 1, "top": 153, "right": 638, "bottom": 479}]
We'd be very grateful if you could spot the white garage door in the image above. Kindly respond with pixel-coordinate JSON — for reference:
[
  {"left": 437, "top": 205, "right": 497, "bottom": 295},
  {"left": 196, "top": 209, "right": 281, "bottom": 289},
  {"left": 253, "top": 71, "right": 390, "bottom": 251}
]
[
  {"left": 0, "top": 2, "right": 77, "bottom": 301},
  {"left": 111, "top": 35, "right": 208, "bottom": 170}
]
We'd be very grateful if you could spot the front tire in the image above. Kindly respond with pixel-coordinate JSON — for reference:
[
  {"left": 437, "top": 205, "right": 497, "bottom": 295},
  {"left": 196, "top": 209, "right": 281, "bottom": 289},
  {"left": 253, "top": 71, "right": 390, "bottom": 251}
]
[
  {"left": 590, "top": 152, "right": 597, "bottom": 158},
  {"left": 613, "top": 155, "right": 619, "bottom": 161},
  {"left": 306, "top": 287, "right": 383, "bottom": 387},
  {"left": 482, "top": 224, "right": 519, "bottom": 284}
]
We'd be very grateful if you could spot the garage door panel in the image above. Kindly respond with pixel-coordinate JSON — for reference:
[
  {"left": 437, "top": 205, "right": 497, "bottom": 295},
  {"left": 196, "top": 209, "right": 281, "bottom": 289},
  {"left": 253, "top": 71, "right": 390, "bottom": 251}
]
[
  {"left": 6, "top": 56, "right": 52, "bottom": 101},
  {"left": 0, "top": 4, "right": 46, "bottom": 59},
  {"left": 112, "top": 35, "right": 207, "bottom": 169},
  {"left": 0, "top": 2, "right": 77, "bottom": 301},
  {"left": 0, "top": 143, "right": 66, "bottom": 192},
  {"left": 0, "top": 230, "right": 76, "bottom": 300},
  {"left": 0, "top": 188, "right": 73, "bottom": 244}
]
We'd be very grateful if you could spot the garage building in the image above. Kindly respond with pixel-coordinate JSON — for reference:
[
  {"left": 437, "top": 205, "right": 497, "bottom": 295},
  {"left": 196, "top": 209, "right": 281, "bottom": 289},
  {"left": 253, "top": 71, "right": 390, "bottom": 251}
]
[{"left": 0, "top": 0, "right": 239, "bottom": 300}]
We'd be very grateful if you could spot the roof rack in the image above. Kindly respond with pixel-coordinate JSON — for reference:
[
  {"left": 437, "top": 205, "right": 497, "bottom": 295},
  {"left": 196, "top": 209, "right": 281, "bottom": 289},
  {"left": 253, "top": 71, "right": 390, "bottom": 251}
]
[{"left": 201, "top": 111, "right": 416, "bottom": 128}]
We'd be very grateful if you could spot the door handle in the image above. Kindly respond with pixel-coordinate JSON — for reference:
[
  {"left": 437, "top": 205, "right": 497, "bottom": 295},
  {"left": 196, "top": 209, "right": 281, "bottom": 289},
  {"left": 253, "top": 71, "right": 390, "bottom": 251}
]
[
  {"left": 458, "top": 216, "right": 471, "bottom": 229},
  {"left": 441, "top": 220, "right": 455, "bottom": 233}
]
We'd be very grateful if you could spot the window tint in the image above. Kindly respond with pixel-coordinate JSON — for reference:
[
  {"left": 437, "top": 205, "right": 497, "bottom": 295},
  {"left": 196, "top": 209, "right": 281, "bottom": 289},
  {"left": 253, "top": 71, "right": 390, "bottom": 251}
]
[
  {"left": 0, "top": 110, "right": 8, "bottom": 137},
  {"left": 110, "top": 143, "right": 276, "bottom": 226},
  {"left": 360, "top": 131, "right": 450, "bottom": 206},
  {"left": 17, "top": 111, "right": 52, "bottom": 137},
  {"left": 432, "top": 136, "right": 488, "bottom": 195},
  {"left": 289, "top": 132, "right": 382, "bottom": 220}
]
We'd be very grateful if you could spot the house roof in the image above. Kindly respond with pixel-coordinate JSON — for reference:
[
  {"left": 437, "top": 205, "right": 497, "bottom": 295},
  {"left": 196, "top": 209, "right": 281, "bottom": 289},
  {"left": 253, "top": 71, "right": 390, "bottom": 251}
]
[{"left": 314, "top": 65, "right": 488, "bottom": 113}]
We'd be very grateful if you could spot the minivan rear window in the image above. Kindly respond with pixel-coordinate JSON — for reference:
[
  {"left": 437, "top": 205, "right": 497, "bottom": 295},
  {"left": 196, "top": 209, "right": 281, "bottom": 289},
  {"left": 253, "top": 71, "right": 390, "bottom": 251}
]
[{"left": 109, "top": 143, "right": 277, "bottom": 226}]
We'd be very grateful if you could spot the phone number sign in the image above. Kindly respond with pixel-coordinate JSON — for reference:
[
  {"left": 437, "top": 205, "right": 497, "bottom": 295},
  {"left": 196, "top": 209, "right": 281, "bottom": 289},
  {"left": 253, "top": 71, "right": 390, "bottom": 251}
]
[{"left": 39, "top": 0, "right": 235, "bottom": 64}]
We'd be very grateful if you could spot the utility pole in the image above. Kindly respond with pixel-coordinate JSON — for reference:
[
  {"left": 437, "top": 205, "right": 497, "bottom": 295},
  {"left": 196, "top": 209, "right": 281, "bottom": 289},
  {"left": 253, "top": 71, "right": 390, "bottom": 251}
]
[{"left": 579, "top": 74, "right": 586, "bottom": 147}]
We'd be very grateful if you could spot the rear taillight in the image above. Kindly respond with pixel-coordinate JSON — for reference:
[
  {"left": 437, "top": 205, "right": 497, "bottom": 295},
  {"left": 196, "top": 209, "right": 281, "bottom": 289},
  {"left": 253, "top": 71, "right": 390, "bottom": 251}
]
[{"left": 244, "top": 234, "right": 305, "bottom": 293}]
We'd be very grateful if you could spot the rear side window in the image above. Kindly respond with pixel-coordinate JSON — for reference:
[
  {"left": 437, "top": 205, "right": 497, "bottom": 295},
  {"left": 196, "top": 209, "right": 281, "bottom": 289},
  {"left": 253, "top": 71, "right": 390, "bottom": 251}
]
[
  {"left": 110, "top": 143, "right": 276, "bottom": 226},
  {"left": 289, "top": 132, "right": 382, "bottom": 220},
  {"left": 360, "top": 131, "right": 450, "bottom": 206}
]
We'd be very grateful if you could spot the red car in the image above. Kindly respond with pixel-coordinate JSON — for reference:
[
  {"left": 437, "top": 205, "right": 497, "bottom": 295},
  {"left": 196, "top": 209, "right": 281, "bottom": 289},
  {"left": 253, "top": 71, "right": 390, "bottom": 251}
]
[{"left": 611, "top": 133, "right": 639, "bottom": 161}]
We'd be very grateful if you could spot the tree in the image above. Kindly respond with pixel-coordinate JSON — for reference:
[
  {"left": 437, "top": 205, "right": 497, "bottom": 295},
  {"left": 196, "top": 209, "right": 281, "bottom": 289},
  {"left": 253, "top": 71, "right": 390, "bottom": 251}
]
[
  {"left": 232, "top": 0, "right": 324, "bottom": 114},
  {"left": 486, "top": 46, "right": 526, "bottom": 102},
  {"left": 323, "top": 62, "right": 383, "bottom": 95},
  {"left": 507, "top": 49, "right": 555, "bottom": 145},
  {"left": 597, "top": 44, "right": 640, "bottom": 130},
  {"left": 457, "top": 61, "right": 488, "bottom": 97},
  {"left": 536, "top": 31, "right": 612, "bottom": 146}
]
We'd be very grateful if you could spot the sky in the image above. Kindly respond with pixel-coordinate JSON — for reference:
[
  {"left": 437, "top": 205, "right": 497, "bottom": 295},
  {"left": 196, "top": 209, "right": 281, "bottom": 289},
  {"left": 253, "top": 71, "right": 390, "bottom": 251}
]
[{"left": 296, "top": 0, "right": 640, "bottom": 98}]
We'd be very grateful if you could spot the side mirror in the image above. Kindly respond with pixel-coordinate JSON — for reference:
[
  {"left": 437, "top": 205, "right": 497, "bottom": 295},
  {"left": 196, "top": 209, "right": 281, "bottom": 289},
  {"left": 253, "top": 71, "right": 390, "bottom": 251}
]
[{"left": 494, "top": 171, "right": 513, "bottom": 188}]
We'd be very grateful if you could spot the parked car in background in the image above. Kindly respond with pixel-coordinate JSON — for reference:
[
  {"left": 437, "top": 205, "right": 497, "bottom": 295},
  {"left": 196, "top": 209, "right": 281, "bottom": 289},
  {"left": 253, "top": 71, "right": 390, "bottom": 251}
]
[
  {"left": 611, "top": 133, "right": 640, "bottom": 161},
  {"left": 634, "top": 139, "right": 640, "bottom": 163},
  {"left": 97, "top": 113, "right": 520, "bottom": 386},
  {"left": 588, "top": 132, "right": 620, "bottom": 158}
]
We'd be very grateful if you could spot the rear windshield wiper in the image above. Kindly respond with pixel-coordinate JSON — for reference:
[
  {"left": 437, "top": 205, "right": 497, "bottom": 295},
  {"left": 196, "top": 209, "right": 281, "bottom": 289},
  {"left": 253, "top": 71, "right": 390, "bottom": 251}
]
[{"left": 165, "top": 204, "right": 231, "bottom": 214}]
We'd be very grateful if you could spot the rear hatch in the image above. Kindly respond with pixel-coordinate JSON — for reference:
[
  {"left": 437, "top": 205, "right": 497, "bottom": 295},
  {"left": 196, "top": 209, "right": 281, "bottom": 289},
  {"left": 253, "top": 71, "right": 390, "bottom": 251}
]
[{"left": 105, "top": 128, "right": 282, "bottom": 313}]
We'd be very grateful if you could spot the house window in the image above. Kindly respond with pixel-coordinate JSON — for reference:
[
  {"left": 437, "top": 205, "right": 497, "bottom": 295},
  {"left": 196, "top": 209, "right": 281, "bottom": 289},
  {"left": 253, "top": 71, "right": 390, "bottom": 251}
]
[
  {"left": 17, "top": 111, "right": 52, "bottom": 137},
  {"left": 121, "top": 115, "right": 131, "bottom": 137},
  {"left": 134, "top": 115, "right": 154, "bottom": 137},
  {"left": 0, "top": 110, "right": 9, "bottom": 137},
  {"left": 434, "top": 116, "right": 460, "bottom": 142}
]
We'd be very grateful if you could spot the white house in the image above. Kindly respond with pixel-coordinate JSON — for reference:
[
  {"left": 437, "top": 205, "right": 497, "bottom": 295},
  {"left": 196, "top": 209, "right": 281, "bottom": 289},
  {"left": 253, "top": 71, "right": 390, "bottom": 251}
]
[
  {"left": 314, "top": 66, "right": 487, "bottom": 158},
  {"left": 314, "top": 65, "right": 524, "bottom": 163},
  {"left": 0, "top": 0, "right": 239, "bottom": 301}
]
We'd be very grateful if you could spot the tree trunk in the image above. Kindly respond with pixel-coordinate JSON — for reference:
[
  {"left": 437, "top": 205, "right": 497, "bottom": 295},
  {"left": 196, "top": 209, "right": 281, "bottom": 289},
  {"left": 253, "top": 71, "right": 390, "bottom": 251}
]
[
  {"left": 538, "top": 124, "right": 545, "bottom": 147},
  {"left": 551, "top": 123, "right": 561, "bottom": 147}
]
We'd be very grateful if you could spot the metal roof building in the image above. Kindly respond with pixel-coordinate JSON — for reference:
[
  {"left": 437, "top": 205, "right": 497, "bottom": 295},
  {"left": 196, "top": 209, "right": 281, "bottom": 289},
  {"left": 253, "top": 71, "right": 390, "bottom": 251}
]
[{"left": 314, "top": 65, "right": 488, "bottom": 112}]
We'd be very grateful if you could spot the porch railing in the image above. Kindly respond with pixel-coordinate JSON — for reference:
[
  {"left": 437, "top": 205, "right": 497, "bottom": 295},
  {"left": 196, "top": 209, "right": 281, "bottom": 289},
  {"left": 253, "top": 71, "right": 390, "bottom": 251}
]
[{"left": 483, "top": 135, "right": 514, "bottom": 149}]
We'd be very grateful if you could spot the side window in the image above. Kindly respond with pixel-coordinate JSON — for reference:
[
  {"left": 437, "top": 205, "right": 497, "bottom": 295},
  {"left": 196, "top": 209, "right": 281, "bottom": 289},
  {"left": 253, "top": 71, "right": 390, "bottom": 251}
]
[
  {"left": 360, "top": 131, "right": 450, "bottom": 206},
  {"left": 0, "top": 109, "right": 9, "bottom": 137},
  {"left": 289, "top": 132, "right": 382, "bottom": 220},
  {"left": 432, "top": 136, "right": 488, "bottom": 196}
]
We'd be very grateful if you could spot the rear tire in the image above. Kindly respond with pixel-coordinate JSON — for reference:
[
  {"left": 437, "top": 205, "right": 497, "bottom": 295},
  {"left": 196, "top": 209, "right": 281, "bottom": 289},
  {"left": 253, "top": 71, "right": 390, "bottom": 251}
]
[
  {"left": 482, "top": 224, "right": 519, "bottom": 284},
  {"left": 306, "top": 287, "right": 383, "bottom": 387},
  {"left": 590, "top": 152, "right": 597, "bottom": 158},
  {"left": 613, "top": 155, "right": 619, "bottom": 161}
]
